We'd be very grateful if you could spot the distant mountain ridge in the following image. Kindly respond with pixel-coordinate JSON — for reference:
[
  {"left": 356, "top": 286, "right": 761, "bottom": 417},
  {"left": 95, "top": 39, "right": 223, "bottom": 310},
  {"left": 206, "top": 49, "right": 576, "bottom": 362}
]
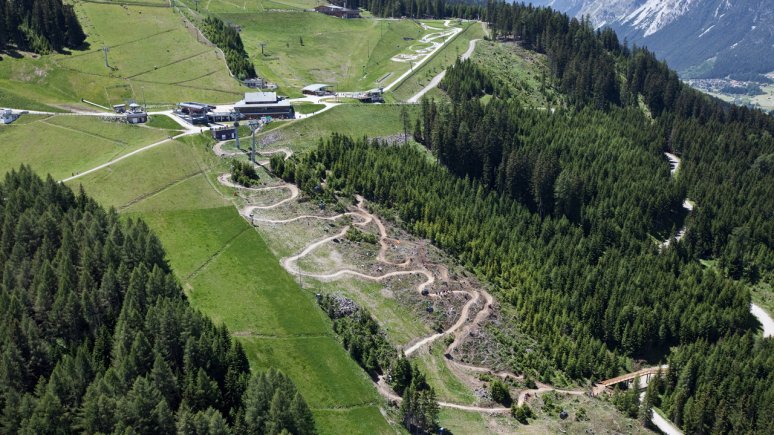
[{"left": 526, "top": 0, "right": 774, "bottom": 80}]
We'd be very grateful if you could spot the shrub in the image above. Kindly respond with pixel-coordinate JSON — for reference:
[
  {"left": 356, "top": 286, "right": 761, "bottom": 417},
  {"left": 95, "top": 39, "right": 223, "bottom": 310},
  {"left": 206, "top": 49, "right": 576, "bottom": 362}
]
[{"left": 490, "top": 380, "right": 512, "bottom": 406}]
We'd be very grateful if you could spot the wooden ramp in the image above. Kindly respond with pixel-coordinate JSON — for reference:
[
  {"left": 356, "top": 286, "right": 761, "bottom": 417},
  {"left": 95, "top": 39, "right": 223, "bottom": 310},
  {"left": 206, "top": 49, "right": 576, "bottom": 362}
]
[{"left": 592, "top": 365, "right": 668, "bottom": 396}]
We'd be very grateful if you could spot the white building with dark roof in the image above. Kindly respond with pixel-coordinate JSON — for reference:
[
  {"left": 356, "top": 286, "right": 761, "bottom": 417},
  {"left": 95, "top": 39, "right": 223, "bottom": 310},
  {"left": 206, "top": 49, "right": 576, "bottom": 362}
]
[
  {"left": 125, "top": 103, "right": 147, "bottom": 124},
  {"left": 1, "top": 109, "right": 20, "bottom": 124},
  {"left": 302, "top": 84, "right": 332, "bottom": 96},
  {"left": 234, "top": 92, "right": 294, "bottom": 119}
]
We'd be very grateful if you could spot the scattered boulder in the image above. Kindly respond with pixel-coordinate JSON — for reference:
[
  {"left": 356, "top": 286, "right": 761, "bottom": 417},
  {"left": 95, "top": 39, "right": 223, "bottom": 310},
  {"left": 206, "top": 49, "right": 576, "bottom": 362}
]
[{"left": 325, "top": 294, "right": 359, "bottom": 318}]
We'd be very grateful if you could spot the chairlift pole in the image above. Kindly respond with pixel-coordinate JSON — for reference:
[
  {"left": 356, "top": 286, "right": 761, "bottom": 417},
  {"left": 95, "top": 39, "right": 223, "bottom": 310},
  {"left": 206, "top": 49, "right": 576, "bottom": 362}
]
[
  {"left": 232, "top": 111, "right": 241, "bottom": 150},
  {"left": 248, "top": 119, "right": 261, "bottom": 164}
]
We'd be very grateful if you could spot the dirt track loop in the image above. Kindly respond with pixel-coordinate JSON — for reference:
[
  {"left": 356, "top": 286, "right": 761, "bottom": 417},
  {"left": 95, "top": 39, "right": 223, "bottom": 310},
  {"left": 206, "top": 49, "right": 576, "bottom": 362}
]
[{"left": 217, "top": 173, "right": 534, "bottom": 412}]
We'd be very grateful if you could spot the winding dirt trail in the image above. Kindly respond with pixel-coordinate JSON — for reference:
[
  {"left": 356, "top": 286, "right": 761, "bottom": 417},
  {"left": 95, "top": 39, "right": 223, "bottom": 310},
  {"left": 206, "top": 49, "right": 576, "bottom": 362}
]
[
  {"left": 215, "top": 136, "right": 718, "bottom": 418},
  {"left": 277, "top": 196, "right": 435, "bottom": 294},
  {"left": 218, "top": 174, "right": 299, "bottom": 213},
  {"left": 217, "top": 147, "right": 705, "bottom": 419},
  {"left": 216, "top": 172, "right": 590, "bottom": 413}
]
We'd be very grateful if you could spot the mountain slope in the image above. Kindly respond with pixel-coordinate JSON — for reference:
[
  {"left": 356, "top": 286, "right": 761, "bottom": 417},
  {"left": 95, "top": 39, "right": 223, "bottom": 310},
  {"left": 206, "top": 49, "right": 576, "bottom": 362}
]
[{"left": 527, "top": 0, "right": 774, "bottom": 79}]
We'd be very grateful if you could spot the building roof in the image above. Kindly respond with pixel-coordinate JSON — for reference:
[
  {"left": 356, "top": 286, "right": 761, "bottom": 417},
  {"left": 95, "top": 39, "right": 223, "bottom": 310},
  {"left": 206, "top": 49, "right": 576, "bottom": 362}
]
[
  {"left": 302, "top": 84, "right": 331, "bottom": 92},
  {"left": 179, "top": 102, "right": 211, "bottom": 111},
  {"left": 314, "top": 4, "right": 360, "bottom": 16},
  {"left": 234, "top": 98, "right": 291, "bottom": 109},
  {"left": 316, "top": 4, "right": 355, "bottom": 11},
  {"left": 244, "top": 92, "right": 278, "bottom": 104}
]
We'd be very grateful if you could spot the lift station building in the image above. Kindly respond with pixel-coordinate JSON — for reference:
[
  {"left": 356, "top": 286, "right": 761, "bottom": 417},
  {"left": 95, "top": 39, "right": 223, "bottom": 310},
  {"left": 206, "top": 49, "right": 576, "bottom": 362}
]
[{"left": 234, "top": 92, "right": 294, "bottom": 120}]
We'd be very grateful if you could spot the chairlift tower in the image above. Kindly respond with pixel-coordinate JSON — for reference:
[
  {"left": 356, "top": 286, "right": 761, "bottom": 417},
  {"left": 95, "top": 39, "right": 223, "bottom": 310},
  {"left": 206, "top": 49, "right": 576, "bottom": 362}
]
[
  {"left": 248, "top": 119, "right": 261, "bottom": 164},
  {"left": 232, "top": 110, "right": 241, "bottom": 150}
]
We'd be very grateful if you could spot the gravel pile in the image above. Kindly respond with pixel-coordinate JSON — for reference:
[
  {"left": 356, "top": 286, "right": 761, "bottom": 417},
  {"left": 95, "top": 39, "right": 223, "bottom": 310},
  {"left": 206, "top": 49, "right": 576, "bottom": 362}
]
[{"left": 329, "top": 294, "right": 359, "bottom": 318}]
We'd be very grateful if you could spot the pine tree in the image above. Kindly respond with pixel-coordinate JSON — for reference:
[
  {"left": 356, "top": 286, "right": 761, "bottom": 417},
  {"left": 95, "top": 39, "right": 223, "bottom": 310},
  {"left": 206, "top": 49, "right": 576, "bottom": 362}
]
[
  {"left": 390, "top": 354, "right": 412, "bottom": 395},
  {"left": 531, "top": 151, "right": 560, "bottom": 217},
  {"left": 62, "top": 4, "right": 85, "bottom": 47},
  {"left": 21, "top": 389, "right": 67, "bottom": 434},
  {"left": 490, "top": 380, "right": 511, "bottom": 406},
  {"left": 151, "top": 354, "right": 180, "bottom": 411},
  {"left": 115, "top": 376, "right": 175, "bottom": 434},
  {"left": 241, "top": 369, "right": 314, "bottom": 435},
  {"left": 289, "top": 392, "right": 315, "bottom": 435},
  {"left": 76, "top": 373, "right": 118, "bottom": 433}
]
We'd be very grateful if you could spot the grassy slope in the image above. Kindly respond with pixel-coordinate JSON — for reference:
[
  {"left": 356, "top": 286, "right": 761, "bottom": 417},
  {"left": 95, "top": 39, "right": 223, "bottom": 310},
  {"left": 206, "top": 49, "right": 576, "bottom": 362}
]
[
  {"left": 471, "top": 40, "right": 565, "bottom": 108},
  {"left": 297, "top": 278, "right": 433, "bottom": 347},
  {"left": 0, "top": 115, "right": 172, "bottom": 180},
  {"left": 180, "top": 0, "right": 318, "bottom": 14},
  {"left": 0, "top": 3, "right": 242, "bottom": 109},
  {"left": 67, "top": 134, "right": 395, "bottom": 433},
  {"left": 146, "top": 113, "right": 185, "bottom": 131},
  {"left": 416, "top": 343, "right": 477, "bottom": 405},
  {"left": 291, "top": 102, "right": 326, "bottom": 114},
  {"left": 252, "top": 104, "right": 418, "bottom": 153},
  {"left": 390, "top": 21, "right": 485, "bottom": 101},
  {"left": 217, "top": 11, "right": 441, "bottom": 93},
  {"left": 63, "top": 138, "right": 210, "bottom": 209}
]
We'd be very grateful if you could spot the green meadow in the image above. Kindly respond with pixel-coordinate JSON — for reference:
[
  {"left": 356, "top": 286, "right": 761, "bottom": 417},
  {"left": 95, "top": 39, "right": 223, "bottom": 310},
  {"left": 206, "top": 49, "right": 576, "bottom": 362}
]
[
  {"left": 62, "top": 133, "right": 395, "bottom": 433},
  {"left": 0, "top": 115, "right": 173, "bottom": 180},
  {"left": 251, "top": 104, "right": 418, "bottom": 152},
  {"left": 0, "top": 2, "right": 242, "bottom": 109},
  {"left": 178, "top": 0, "right": 318, "bottom": 14},
  {"left": 215, "top": 10, "right": 450, "bottom": 92}
]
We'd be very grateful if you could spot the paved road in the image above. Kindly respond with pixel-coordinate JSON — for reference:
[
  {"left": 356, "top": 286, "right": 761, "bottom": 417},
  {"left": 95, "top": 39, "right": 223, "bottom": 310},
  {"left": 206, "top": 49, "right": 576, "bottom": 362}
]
[
  {"left": 640, "top": 392, "right": 683, "bottom": 435},
  {"left": 662, "top": 152, "right": 774, "bottom": 336},
  {"left": 407, "top": 70, "right": 447, "bottom": 103},
  {"left": 751, "top": 303, "right": 774, "bottom": 337},
  {"left": 407, "top": 38, "right": 481, "bottom": 103},
  {"left": 660, "top": 152, "right": 693, "bottom": 249}
]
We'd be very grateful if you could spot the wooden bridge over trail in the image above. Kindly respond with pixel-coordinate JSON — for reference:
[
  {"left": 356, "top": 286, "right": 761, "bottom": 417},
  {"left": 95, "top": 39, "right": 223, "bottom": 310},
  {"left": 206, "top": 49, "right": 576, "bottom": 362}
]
[{"left": 592, "top": 365, "right": 669, "bottom": 396}]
